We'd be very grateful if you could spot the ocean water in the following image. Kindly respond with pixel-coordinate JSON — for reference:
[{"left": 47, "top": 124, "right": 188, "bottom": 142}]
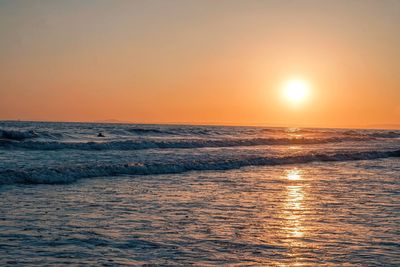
[{"left": 0, "top": 121, "right": 399, "bottom": 266}]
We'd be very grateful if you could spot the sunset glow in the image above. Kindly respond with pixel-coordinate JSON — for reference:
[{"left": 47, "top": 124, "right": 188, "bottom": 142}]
[{"left": 0, "top": 1, "right": 399, "bottom": 128}]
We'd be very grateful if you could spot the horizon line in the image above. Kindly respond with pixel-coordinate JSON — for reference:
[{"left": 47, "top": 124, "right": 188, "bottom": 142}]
[{"left": 1, "top": 119, "right": 399, "bottom": 130}]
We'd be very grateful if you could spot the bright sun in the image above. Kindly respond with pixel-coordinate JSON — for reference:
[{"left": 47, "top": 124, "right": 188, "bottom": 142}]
[{"left": 282, "top": 79, "right": 311, "bottom": 105}]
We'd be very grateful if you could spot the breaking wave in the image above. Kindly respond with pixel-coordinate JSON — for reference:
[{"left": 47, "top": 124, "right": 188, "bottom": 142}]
[
  {"left": 1, "top": 149, "right": 399, "bottom": 185},
  {"left": 0, "top": 129, "right": 64, "bottom": 141},
  {"left": 0, "top": 129, "right": 39, "bottom": 141},
  {"left": 0, "top": 136, "right": 373, "bottom": 151}
]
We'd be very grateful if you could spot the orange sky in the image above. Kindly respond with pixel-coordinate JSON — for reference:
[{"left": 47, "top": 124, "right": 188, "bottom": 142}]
[{"left": 1, "top": 0, "right": 399, "bottom": 128}]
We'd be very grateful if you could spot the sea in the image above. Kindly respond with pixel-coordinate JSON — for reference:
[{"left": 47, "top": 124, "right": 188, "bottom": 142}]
[{"left": 0, "top": 121, "right": 399, "bottom": 266}]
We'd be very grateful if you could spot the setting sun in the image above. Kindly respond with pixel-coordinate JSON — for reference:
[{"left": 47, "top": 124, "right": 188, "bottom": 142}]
[{"left": 283, "top": 79, "right": 311, "bottom": 105}]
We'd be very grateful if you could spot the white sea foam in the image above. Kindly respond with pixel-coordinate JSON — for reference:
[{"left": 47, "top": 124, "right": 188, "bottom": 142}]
[{"left": 1, "top": 149, "right": 398, "bottom": 185}]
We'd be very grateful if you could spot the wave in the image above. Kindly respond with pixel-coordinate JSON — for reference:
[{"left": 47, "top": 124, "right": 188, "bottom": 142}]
[
  {"left": 127, "top": 128, "right": 174, "bottom": 135},
  {"left": 1, "top": 149, "right": 398, "bottom": 185},
  {"left": 0, "top": 136, "right": 374, "bottom": 151},
  {"left": 0, "top": 129, "right": 39, "bottom": 141},
  {"left": 126, "top": 127, "right": 220, "bottom": 136},
  {"left": 0, "top": 128, "right": 65, "bottom": 141},
  {"left": 365, "top": 132, "right": 400, "bottom": 138},
  {"left": 343, "top": 130, "right": 400, "bottom": 139}
]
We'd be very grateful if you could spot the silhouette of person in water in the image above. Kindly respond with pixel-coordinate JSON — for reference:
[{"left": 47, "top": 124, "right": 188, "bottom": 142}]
[{"left": 97, "top": 132, "right": 105, "bottom": 137}]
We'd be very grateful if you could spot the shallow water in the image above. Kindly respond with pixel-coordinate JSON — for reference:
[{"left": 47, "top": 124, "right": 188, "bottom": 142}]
[
  {"left": 1, "top": 160, "right": 399, "bottom": 266},
  {"left": 0, "top": 122, "right": 399, "bottom": 265}
]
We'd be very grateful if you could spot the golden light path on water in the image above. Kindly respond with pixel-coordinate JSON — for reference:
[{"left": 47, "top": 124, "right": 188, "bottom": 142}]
[{"left": 283, "top": 168, "right": 307, "bottom": 265}]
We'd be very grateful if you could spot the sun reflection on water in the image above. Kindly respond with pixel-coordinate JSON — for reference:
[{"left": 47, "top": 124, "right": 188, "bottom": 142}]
[
  {"left": 285, "top": 185, "right": 305, "bottom": 238},
  {"left": 287, "top": 168, "right": 302, "bottom": 181},
  {"left": 283, "top": 168, "right": 306, "bottom": 241}
]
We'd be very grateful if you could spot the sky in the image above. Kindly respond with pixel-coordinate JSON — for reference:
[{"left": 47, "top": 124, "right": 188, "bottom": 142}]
[{"left": 1, "top": 0, "right": 399, "bottom": 128}]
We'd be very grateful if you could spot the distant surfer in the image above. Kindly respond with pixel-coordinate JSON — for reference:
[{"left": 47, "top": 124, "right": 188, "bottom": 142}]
[{"left": 97, "top": 132, "right": 105, "bottom": 137}]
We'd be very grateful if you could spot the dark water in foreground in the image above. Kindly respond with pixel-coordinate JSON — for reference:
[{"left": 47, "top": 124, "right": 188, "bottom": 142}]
[{"left": 0, "top": 122, "right": 399, "bottom": 265}]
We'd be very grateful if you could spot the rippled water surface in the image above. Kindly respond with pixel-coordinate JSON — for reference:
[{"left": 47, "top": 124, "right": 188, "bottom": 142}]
[{"left": 0, "top": 122, "right": 399, "bottom": 265}]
